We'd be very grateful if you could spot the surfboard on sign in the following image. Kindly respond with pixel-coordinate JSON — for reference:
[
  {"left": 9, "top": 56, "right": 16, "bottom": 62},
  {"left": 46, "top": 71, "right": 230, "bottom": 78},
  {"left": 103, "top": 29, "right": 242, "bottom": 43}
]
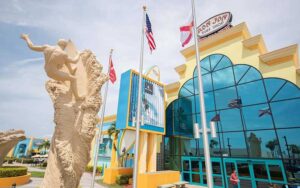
[{"left": 65, "top": 40, "right": 88, "bottom": 98}]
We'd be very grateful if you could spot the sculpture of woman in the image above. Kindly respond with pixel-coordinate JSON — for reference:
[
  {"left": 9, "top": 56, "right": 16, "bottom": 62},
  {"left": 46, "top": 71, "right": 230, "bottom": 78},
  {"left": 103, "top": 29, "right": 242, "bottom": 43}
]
[{"left": 20, "top": 34, "right": 84, "bottom": 100}]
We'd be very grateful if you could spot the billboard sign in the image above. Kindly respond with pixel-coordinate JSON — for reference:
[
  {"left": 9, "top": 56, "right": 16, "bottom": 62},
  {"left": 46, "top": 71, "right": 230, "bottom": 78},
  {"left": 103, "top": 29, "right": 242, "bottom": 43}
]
[{"left": 116, "top": 70, "right": 165, "bottom": 134}]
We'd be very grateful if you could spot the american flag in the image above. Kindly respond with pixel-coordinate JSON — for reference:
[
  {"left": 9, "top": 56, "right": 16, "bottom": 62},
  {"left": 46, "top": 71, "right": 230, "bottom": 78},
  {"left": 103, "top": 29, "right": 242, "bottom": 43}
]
[{"left": 145, "top": 13, "right": 156, "bottom": 52}]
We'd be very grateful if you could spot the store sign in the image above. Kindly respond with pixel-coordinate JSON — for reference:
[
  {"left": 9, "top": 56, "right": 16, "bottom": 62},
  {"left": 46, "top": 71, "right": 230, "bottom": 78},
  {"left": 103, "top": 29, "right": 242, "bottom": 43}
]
[{"left": 197, "top": 12, "right": 232, "bottom": 38}]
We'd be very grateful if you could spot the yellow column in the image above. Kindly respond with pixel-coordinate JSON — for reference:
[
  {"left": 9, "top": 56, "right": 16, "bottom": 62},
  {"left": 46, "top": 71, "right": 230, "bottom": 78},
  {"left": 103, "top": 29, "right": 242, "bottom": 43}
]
[
  {"left": 26, "top": 137, "right": 33, "bottom": 156},
  {"left": 138, "top": 132, "right": 148, "bottom": 173},
  {"left": 110, "top": 134, "right": 118, "bottom": 167},
  {"left": 147, "top": 133, "right": 157, "bottom": 172}
]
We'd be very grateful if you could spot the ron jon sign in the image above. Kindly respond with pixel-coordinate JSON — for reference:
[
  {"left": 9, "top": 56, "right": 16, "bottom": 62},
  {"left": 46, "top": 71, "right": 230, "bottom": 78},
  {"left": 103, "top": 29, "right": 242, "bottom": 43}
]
[{"left": 197, "top": 12, "right": 232, "bottom": 38}]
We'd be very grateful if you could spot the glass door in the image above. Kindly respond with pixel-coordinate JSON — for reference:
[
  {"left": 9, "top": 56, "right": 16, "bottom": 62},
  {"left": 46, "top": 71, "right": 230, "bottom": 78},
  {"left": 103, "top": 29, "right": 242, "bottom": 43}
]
[{"left": 223, "top": 158, "right": 287, "bottom": 188}]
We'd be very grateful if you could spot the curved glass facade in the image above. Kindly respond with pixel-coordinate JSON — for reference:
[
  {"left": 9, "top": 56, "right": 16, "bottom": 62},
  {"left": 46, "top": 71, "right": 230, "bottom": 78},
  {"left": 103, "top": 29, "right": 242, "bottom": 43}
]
[{"left": 164, "top": 54, "right": 300, "bottom": 186}]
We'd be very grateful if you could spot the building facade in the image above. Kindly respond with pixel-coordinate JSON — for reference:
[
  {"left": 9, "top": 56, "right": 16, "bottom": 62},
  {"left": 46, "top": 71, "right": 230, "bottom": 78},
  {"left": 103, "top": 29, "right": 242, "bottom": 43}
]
[
  {"left": 96, "top": 20, "right": 299, "bottom": 187},
  {"left": 164, "top": 22, "right": 300, "bottom": 187}
]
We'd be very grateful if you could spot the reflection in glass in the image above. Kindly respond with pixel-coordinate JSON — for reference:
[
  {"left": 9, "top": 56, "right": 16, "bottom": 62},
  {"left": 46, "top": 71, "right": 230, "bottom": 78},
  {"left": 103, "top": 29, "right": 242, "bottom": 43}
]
[
  {"left": 223, "top": 132, "right": 247, "bottom": 157},
  {"left": 243, "top": 104, "right": 273, "bottom": 130},
  {"left": 271, "top": 99, "right": 300, "bottom": 128},
  {"left": 269, "top": 165, "right": 284, "bottom": 181},
  {"left": 214, "top": 86, "right": 237, "bottom": 110},
  {"left": 237, "top": 80, "right": 267, "bottom": 105},
  {"left": 192, "top": 173, "right": 200, "bottom": 183},
  {"left": 253, "top": 163, "right": 268, "bottom": 179},
  {"left": 212, "top": 67, "right": 235, "bottom": 90},
  {"left": 237, "top": 162, "right": 250, "bottom": 177},
  {"left": 247, "top": 130, "right": 279, "bottom": 158},
  {"left": 191, "top": 160, "right": 199, "bottom": 172}
]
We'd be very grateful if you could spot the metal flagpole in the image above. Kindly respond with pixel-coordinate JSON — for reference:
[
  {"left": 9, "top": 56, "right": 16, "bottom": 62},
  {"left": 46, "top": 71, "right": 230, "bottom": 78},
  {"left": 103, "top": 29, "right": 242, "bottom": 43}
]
[
  {"left": 191, "top": 0, "right": 213, "bottom": 187},
  {"left": 133, "top": 6, "right": 147, "bottom": 188},
  {"left": 90, "top": 49, "right": 113, "bottom": 188}
]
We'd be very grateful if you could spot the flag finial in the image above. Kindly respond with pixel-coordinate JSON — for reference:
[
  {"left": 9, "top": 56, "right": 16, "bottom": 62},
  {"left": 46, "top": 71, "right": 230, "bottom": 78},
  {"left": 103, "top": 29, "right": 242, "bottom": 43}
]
[
  {"left": 143, "top": 6, "right": 147, "bottom": 11},
  {"left": 110, "top": 49, "right": 113, "bottom": 55}
]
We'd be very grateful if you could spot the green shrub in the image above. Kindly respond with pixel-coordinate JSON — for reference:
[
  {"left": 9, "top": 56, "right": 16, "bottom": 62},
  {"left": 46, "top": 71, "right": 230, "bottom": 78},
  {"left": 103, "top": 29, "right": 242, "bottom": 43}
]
[
  {"left": 85, "top": 165, "right": 102, "bottom": 173},
  {"left": 42, "top": 162, "right": 47, "bottom": 167},
  {"left": 3, "top": 157, "right": 15, "bottom": 164},
  {"left": 116, "top": 174, "right": 133, "bottom": 185},
  {"left": 0, "top": 166, "right": 28, "bottom": 178}
]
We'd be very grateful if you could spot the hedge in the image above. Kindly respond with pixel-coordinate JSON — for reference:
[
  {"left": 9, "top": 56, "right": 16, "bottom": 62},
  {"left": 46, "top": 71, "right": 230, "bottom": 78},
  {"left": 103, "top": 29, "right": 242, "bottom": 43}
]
[
  {"left": 85, "top": 165, "right": 102, "bottom": 173},
  {"left": 116, "top": 174, "right": 133, "bottom": 185},
  {"left": 0, "top": 166, "right": 28, "bottom": 178}
]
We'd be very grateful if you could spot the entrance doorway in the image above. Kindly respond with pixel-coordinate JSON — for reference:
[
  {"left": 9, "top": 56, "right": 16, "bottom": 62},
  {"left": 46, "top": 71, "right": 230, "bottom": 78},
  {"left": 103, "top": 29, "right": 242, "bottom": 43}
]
[{"left": 181, "top": 157, "right": 287, "bottom": 188}]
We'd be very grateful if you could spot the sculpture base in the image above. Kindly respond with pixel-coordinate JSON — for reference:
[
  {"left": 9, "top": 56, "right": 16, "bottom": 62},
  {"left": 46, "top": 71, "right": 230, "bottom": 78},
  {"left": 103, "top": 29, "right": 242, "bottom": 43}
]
[
  {"left": 138, "top": 171, "right": 180, "bottom": 188},
  {"left": 103, "top": 167, "right": 133, "bottom": 184},
  {"left": 0, "top": 173, "right": 31, "bottom": 187}
]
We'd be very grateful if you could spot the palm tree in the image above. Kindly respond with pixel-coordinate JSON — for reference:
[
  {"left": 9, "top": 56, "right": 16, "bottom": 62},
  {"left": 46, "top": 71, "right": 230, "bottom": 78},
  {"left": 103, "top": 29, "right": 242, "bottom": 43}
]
[
  {"left": 38, "top": 140, "right": 50, "bottom": 154},
  {"left": 265, "top": 139, "right": 278, "bottom": 157},
  {"left": 107, "top": 122, "right": 122, "bottom": 167}
]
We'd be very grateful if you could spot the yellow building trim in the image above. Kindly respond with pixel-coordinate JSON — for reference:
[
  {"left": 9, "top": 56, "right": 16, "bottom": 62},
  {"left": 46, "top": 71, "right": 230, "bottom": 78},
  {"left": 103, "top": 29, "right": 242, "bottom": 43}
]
[
  {"left": 174, "top": 64, "right": 187, "bottom": 79},
  {"left": 103, "top": 114, "right": 116, "bottom": 123},
  {"left": 260, "top": 44, "right": 299, "bottom": 66},
  {"left": 180, "top": 22, "right": 250, "bottom": 59},
  {"left": 243, "top": 34, "right": 267, "bottom": 54},
  {"left": 165, "top": 82, "right": 180, "bottom": 95}
]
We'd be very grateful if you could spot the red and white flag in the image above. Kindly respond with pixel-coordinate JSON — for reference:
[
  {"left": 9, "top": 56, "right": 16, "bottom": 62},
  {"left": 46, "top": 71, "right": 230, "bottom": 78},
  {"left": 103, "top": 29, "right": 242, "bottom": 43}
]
[
  {"left": 180, "top": 14, "right": 194, "bottom": 47},
  {"left": 109, "top": 55, "right": 116, "bottom": 84}
]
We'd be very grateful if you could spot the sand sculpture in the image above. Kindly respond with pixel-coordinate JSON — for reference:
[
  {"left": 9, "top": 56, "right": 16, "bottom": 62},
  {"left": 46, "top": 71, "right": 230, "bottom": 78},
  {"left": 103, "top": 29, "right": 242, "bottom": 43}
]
[
  {"left": 21, "top": 34, "right": 109, "bottom": 188},
  {"left": 0, "top": 130, "right": 26, "bottom": 166}
]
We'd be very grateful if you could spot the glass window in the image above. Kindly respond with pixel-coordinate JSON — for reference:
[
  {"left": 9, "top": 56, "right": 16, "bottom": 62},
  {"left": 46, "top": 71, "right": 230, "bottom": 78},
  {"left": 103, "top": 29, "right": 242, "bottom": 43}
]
[
  {"left": 178, "top": 96, "right": 195, "bottom": 115},
  {"left": 210, "top": 54, "right": 224, "bottom": 70},
  {"left": 253, "top": 163, "right": 268, "bottom": 179},
  {"left": 237, "top": 162, "right": 250, "bottom": 177},
  {"left": 246, "top": 130, "right": 279, "bottom": 158},
  {"left": 237, "top": 80, "right": 268, "bottom": 105},
  {"left": 242, "top": 104, "right": 274, "bottom": 130},
  {"left": 277, "top": 128, "right": 300, "bottom": 160},
  {"left": 271, "top": 99, "right": 300, "bottom": 128},
  {"left": 192, "top": 173, "right": 200, "bottom": 183},
  {"left": 272, "top": 82, "right": 300, "bottom": 101},
  {"left": 191, "top": 160, "right": 200, "bottom": 172},
  {"left": 179, "top": 87, "right": 193, "bottom": 98},
  {"left": 212, "top": 162, "right": 221, "bottom": 174},
  {"left": 195, "top": 92, "right": 215, "bottom": 112},
  {"left": 268, "top": 164, "right": 284, "bottom": 181},
  {"left": 225, "top": 162, "right": 235, "bottom": 174},
  {"left": 219, "top": 109, "right": 243, "bottom": 132},
  {"left": 239, "top": 67, "right": 262, "bottom": 84},
  {"left": 194, "top": 56, "right": 210, "bottom": 78},
  {"left": 194, "top": 73, "right": 213, "bottom": 93},
  {"left": 223, "top": 132, "right": 248, "bottom": 157},
  {"left": 214, "top": 55, "right": 232, "bottom": 71},
  {"left": 174, "top": 114, "right": 194, "bottom": 138},
  {"left": 213, "top": 176, "right": 223, "bottom": 187},
  {"left": 233, "top": 65, "right": 250, "bottom": 84},
  {"left": 183, "top": 160, "right": 190, "bottom": 171},
  {"left": 212, "top": 67, "right": 235, "bottom": 90},
  {"left": 264, "top": 78, "right": 286, "bottom": 100},
  {"left": 214, "top": 86, "right": 237, "bottom": 110}
]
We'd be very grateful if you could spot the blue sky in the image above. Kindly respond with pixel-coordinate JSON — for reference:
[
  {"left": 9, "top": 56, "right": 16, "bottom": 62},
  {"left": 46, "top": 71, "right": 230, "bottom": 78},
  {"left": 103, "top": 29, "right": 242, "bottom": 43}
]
[{"left": 0, "top": 0, "right": 300, "bottom": 138}]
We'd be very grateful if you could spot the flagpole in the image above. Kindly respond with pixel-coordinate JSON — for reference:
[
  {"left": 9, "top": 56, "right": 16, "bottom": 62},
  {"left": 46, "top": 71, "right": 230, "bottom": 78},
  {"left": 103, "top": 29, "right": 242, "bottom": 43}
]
[
  {"left": 191, "top": 0, "right": 213, "bottom": 188},
  {"left": 133, "top": 6, "right": 146, "bottom": 188},
  {"left": 90, "top": 49, "right": 113, "bottom": 188}
]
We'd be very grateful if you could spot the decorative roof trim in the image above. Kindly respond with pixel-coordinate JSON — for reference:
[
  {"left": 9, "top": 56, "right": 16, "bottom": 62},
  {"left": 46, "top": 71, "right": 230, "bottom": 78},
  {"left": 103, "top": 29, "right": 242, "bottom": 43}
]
[
  {"left": 180, "top": 22, "right": 250, "bottom": 59},
  {"left": 243, "top": 34, "right": 267, "bottom": 54},
  {"left": 259, "top": 44, "right": 298, "bottom": 66}
]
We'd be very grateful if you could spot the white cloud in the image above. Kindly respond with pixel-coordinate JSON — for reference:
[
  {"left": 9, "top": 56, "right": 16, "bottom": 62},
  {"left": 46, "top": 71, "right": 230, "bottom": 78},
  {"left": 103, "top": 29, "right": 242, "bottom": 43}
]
[{"left": 0, "top": 0, "right": 299, "bottom": 137}]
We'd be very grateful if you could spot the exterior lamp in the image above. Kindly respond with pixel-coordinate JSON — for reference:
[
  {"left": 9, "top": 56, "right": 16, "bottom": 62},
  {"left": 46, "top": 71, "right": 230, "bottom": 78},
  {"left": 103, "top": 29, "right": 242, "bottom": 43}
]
[
  {"left": 132, "top": 116, "right": 144, "bottom": 127},
  {"left": 193, "top": 121, "right": 217, "bottom": 139}
]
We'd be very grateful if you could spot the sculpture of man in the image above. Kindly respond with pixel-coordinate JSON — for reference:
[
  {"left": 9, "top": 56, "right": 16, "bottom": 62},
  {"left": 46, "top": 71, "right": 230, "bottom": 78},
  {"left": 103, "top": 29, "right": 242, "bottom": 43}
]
[{"left": 20, "top": 34, "right": 84, "bottom": 100}]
